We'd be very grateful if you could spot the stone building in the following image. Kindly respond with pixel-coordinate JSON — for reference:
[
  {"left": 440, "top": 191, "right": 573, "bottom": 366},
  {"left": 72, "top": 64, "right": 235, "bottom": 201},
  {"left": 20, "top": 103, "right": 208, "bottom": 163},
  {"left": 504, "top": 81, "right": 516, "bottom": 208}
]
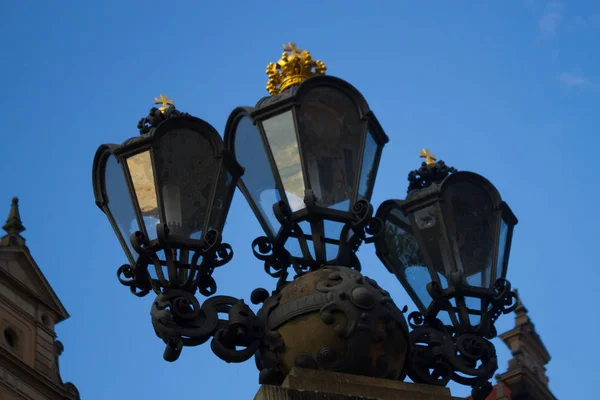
[{"left": 0, "top": 198, "right": 79, "bottom": 400}]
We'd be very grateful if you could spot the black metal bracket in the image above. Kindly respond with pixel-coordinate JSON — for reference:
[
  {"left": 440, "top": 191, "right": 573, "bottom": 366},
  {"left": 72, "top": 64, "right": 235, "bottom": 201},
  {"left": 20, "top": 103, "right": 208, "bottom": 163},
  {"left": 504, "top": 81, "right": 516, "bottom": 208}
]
[
  {"left": 151, "top": 290, "right": 262, "bottom": 362},
  {"left": 250, "top": 198, "right": 384, "bottom": 287},
  {"left": 116, "top": 225, "right": 233, "bottom": 298},
  {"left": 115, "top": 225, "right": 263, "bottom": 362},
  {"left": 405, "top": 278, "right": 518, "bottom": 400}
]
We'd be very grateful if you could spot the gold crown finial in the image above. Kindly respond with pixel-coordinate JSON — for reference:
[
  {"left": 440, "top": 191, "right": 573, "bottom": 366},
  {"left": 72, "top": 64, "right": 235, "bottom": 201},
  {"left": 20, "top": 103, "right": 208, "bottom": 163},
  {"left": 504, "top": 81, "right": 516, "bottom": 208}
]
[
  {"left": 266, "top": 42, "right": 327, "bottom": 96},
  {"left": 154, "top": 94, "right": 174, "bottom": 114},
  {"left": 419, "top": 148, "right": 437, "bottom": 165}
]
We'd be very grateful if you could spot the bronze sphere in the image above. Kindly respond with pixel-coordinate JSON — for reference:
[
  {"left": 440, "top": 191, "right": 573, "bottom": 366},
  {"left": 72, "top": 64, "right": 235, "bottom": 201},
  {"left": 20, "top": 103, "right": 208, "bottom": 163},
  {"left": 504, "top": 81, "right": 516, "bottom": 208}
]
[{"left": 254, "top": 265, "right": 409, "bottom": 384}]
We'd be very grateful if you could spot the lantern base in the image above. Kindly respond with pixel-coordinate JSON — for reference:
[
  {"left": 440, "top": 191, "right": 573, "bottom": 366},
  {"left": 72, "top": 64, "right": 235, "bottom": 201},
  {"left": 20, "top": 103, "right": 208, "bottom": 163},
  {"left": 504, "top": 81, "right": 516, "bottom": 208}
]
[{"left": 254, "top": 367, "right": 463, "bottom": 400}]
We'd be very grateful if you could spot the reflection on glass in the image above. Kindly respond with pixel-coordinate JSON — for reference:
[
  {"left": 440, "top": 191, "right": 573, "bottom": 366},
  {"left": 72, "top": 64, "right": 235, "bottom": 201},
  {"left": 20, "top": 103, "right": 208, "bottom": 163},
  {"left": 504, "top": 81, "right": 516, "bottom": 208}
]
[
  {"left": 358, "top": 131, "right": 378, "bottom": 200},
  {"left": 234, "top": 116, "right": 281, "bottom": 237},
  {"left": 258, "top": 189, "right": 283, "bottom": 232},
  {"left": 466, "top": 270, "right": 491, "bottom": 288},
  {"left": 298, "top": 88, "right": 363, "bottom": 211},
  {"left": 383, "top": 208, "right": 431, "bottom": 310},
  {"left": 208, "top": 169, "right": 233, "bottom": 235},
  {"left": 413, "top": 205, "right": 449, "bottom": 285},
  {"left": 127, "top": 151, "right": 160, "bottom": 240},
  {"left": 495, "top": 218, "right": 509, "bottom": 282},
  {"left": 262, "top": 111, "right": 306, "bottom": 212},
  {"left": 403, "top": 265, "right": 434, "bottom": 310},
  {"left": 445, "top": 182, "right": 496, "bottom": 284},
  {"left": 154, "top": 129, "right": 219, "bottom": 239},
  {"left": 104, "top": 155, "right": 139, "bottom": 262}
]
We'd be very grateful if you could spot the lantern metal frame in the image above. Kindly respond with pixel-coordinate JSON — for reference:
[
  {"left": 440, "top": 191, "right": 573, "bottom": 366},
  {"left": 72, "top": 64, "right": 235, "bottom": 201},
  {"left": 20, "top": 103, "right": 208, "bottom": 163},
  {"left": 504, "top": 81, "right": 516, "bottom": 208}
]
[
  {"left": 92, "top": 106, "right": 263, "bottom": 363},
  {"left": 224, "top": 76, "right": 389, "bottom": 286},
  {"left": 373, "top": 161, "right": 519, "bottom": 398}
]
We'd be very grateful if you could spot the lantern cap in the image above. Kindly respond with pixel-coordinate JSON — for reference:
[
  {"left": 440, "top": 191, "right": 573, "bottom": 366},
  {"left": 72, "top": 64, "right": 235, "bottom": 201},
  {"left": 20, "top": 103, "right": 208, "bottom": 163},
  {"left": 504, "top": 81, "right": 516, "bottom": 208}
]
[
  {"left": 137, "top": 94, "right": 190, "bottom": 135},
  {"left": 407, "top": 149, "right": 457, "bottom": 192},
  {"left": 266, "top": 42, "right": 327, "bottom": 96}
]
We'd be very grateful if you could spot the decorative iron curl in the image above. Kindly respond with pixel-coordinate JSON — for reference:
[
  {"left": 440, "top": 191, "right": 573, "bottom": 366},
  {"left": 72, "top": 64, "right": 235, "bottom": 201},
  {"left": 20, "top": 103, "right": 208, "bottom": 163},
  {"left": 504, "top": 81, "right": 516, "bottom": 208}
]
[
  {"left": 150, "top": 290, "right": 263, "bottom": 363},
  {"left": 406, "top": 311, "right": 497, "bottom": 400},
  {"left": 480, "top": 279, "right": 518, "bottom": 339},
  {"left": 116, "top": 263, "right": 152, "bottom": 297},
  {"left": 115, "top": 227, "right": 234, "bottom": 299},
  {"left": 335, "top": 200, "right": 383, "bottom": 270},
  {"left": 252, "top": 198, "right": 383, "bottom": 280},
  {"left": 251, "top": 236, "right": 307, "bottom": 289},
  {"left": 137, "top": 106, "right": 190, "bottom": 135}
]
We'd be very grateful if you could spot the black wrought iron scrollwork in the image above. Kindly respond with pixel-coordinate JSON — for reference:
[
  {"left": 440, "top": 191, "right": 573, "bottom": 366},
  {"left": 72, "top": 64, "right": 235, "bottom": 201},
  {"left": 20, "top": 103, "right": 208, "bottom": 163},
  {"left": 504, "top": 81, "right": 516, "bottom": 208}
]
[
  {"left": 483, "top": 278, "right": 519, "bottom": 338},
  {"left": 137, "top": 106, "right": 190, "bottom": 135},
  {"left": 407, "top": 160, "right": 457, "bottom": 192},
  {"left": 251, "top": 235, "right": 307, "bottom": 289},
  {"left": 151, "top": 290, "right": 262, "bottom": 362},
  {"left": 335, "top": 199, "right": 384, "bottom": 271},
  {"left": 406, "top": 315, "right": 497, "bottom": 400},
  {"left": 406, "top": 279, "right": 519, "bottom": 400},
  {"left": 116, "top": 226, "right": 233, "bottom": 298},
  {"left": 252, "top": 198, "right": 384, "bottom": 282},
  {"left": 114, "top": 224, "right": 259, "bottom": 363}
]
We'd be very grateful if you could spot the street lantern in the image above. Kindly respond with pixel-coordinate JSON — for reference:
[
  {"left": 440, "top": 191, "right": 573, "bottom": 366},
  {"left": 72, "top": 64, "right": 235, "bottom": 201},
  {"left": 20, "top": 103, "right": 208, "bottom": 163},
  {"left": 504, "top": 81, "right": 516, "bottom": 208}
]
[
  {"left": 374, "top": 150, "right": 518, "bottom": 393},
  {"left": 224, "top": 43, "right": 389, "bottom": 278},
  {"left": 92, "top": 99, "right": 258, "bottom": 362},
  {"left": 93, "top": 98, "right": 243, "bottom": 295}
]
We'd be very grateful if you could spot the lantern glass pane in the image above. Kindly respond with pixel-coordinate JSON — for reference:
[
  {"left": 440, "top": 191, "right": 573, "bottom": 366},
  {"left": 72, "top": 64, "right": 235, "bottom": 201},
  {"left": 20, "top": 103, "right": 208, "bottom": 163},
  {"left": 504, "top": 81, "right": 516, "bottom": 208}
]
[
  {"left": 207, "top": 168, "right": 233, "bottom": 233},
  {"left": 357, "top": 130, "right": 379, "bottom": 201},
  {"left": 234, "top": 116, "right": 281, "bottom": 236},
  {"left": 298, "top": 88, "right": 363, "bottom": 211},
  {"left": 382, "top": 207, "right": 433, "bottom": 310},
  {"left": 126, "top": 150, "right": 160, "bottom": 240},
  {"left": 104, "top": 155, "right": 138, "bottom": 261},
  {"left": 154, "top": 129, "right": 219, "bottom": 240},
  {"left": 412, "top": 205, "right": 450, "bottom": 284},
  {"left": 444, "top": 181, "right": 496, "bottom": 288},
  {"left": 262, "top": 111, "right": 306, "bottom": 212},
  {"left": 495, "top": 218, "right": 509, "bottom": 282}
]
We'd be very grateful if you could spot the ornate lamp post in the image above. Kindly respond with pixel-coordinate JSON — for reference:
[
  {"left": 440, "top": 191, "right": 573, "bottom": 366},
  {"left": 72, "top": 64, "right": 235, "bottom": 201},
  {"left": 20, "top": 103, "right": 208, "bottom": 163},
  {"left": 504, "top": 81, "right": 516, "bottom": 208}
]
[
  {"left": 92, "top": 44, "right": 519, "bottom": 399},
  {"left": 92, "top": 100, "right": 260, "bottom": 362},
  {"left": 374, "top": 150, "right": 518, "bottom": 396}
]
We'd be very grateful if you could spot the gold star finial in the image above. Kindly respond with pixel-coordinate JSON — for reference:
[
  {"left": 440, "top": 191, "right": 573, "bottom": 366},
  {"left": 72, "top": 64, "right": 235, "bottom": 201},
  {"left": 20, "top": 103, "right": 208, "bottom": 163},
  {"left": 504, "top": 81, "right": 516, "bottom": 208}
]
[
  {"left": 419, "top": 149, "right": 437, "bottom": 165},
  {"left": 154, "top": 94, "right": 174, "bottom": 114}
]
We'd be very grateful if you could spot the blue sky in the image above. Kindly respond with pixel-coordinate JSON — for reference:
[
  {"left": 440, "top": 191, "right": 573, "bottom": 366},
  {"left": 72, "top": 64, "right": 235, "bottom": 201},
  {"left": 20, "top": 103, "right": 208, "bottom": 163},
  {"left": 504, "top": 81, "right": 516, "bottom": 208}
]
[{"left": 1, "top": 1, "right": 598, "bottom": 398}]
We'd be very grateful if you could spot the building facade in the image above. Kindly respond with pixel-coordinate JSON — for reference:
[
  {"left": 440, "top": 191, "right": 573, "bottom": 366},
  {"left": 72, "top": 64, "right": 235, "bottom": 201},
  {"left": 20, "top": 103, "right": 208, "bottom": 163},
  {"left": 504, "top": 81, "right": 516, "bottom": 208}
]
[{"left": 0, "top": 198, "right": 79, "bottom": 400}]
